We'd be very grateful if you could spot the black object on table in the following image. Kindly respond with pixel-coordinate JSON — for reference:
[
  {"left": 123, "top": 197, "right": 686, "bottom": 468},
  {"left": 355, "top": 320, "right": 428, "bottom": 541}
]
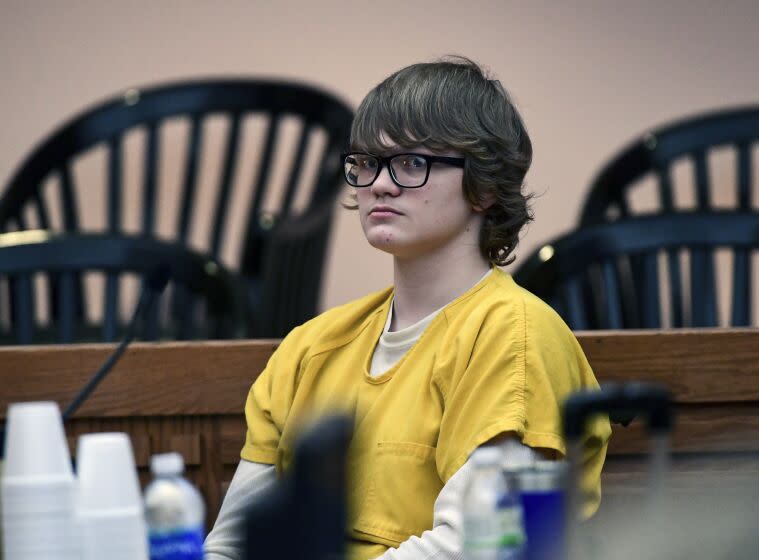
[{"left": 244, "top": 414, "right": 352, "bottom": 560}]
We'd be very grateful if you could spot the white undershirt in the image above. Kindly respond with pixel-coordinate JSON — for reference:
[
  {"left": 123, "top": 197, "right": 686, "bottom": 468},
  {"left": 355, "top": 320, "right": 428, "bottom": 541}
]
[
  {"left": 204, "top": 269, "right": 539, "bottom": 559},
  {"left": 369, "top": 297, "right": 443, "bottom": 377}
]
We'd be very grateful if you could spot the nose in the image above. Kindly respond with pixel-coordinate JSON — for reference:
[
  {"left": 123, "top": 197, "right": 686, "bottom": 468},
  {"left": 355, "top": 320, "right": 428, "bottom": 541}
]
[{"left": 369, "top": 164, "right": 401, "bottom": 197}]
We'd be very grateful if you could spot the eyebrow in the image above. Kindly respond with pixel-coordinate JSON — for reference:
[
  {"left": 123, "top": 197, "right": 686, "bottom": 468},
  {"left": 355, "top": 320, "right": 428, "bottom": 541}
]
[{"left": 372, "top": 146, "right": 434, "bottom": 156}]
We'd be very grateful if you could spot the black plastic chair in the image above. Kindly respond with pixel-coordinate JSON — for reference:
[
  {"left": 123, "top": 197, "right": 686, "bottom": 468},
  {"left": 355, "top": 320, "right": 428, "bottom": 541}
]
[
  {"left": 0, "top": 79, "right": 354, "bottom": 337},
  {"left": 579, "top": 106, "right": 759, "bottom": 226},
  {"left": 0, "top": 231, "right": 247, "bottom": 344},
  {"left": 576, "top": 107, "right": 759, "bottom": 327},
  {"left": 514, "top": 213, "right": 759, "bottom": 330}
]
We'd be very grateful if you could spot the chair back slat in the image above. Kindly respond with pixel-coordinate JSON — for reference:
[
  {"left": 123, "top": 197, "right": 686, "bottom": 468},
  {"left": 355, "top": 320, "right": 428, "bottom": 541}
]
[
  {"left": 564, "top": 276, "right": 587, "bottom": 330},
  {"left": 13, "top": 275, "right": 34, "bottom": 344},
  {"left": 601, "top": 260, "right": 623, "bottom": 329},
  {"left": 58, "top": 161, "right": 88, "bottom": 327},
  {"left": 639, "top": 252, "right": 661, "bottom": 328},
  {"left": 16, "top": 213, "right": 29, "bottom": 230},
  {"left": 174, "top": 287, "right": 195, "bottom": 340},
  {"left": 60, "top": 165, "right": 79, "bottom": 231},
  {"left": 665, "top": 249, "right": 684, "bottom": 327},
  {"left": 689, "top": 248, "right": 717, "bottom": 327},
  {"left": 612, "top": 256, "right": 638, "bottom": 327},
  {"left": 549, "top": 296, "right": 566, "bottom": 323},
  {"left": 142, "top": 123, "right": 159, "bottom": 234},
  {"left": 299, "top": 233, "right": 327, "bottom": 323},
  {"left": 103, "top": 272, "right": 119, "bottom": 342},
  {"left": 271, "top": 241, "right": 300, "bottom": 338},
  {"left": 286, "top": 239, "right": 313, "bottom": 335},
  {"left": 210, "top": 114, "right": 242, "bottom": 257},
  {"left": 107, "top": 137, "right": 122, "bottom": 232},
  {"left": 141, "top": 277, "right": 160, "bottom": 341},
  {"left": 250, "top": 116, "right": 281, "bottom": 219},
  {"left": 177, "top": 116, "right": 203, "bottom": 242},
  {"left": 58, "top": 158, "right": 91, "bottom": 326},
  {"left": 615, "top": 198, "right": 630, "bottom": 221},
  {"left": 656, "top": 166, "right": 675, "bottom": 212},
  {"left": 693, "top": 150, "right": 710, "bottom": 210},
  {"left": 0, "top": 278, "right": 7, "bottom": 331},
  {"left": 737, "top": 142, "right": 752, "bottom": 210},
  {"left": 311, "top": 141, "right": 342, "bottom": 203},
  {"left": 239, "top": 116, "right": 282, "bottom": 279},
  {"left": 33, "top": 192, "right": 51, "bottom": 230},
  {"left": 731, "top": 248, "right": 751, "bottom": 326},
  {"left": 57, "top": 271, "right": 76, "bottom": 343},
  {"left": 280, "top": 123, "right": 312, "bottom": 215}
]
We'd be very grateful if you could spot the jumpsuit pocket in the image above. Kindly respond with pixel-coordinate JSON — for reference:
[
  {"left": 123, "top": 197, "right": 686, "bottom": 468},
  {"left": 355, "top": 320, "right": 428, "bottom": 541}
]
[{"left": 353, "top": 441, "right": 443, "bottom": 545}]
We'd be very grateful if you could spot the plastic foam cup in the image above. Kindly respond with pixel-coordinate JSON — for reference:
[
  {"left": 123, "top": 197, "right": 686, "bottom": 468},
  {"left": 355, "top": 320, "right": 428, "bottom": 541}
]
[
  {"left": 1, "top": 401, "right": 79, "bottom": 559},
  {"left": 2, "top": 401, "right": 73, "bottom": 482},
  {"left": 75, "top": 432, "right": 148, "bottom": 560}
]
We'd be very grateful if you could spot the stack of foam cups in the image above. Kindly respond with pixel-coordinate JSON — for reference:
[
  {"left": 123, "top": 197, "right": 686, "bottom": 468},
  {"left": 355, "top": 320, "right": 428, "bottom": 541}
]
[
  {"left": 76, "top": 432, "right": 149, "bottom": 560},
  {"left": 1, "top": 401, "right": 80, "bottom": 559}
]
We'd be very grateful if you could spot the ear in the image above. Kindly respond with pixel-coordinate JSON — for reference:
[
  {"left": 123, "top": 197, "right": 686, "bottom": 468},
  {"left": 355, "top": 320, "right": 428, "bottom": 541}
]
[{"left": 472, "top": 192, "right": 496, "bottom": 212}]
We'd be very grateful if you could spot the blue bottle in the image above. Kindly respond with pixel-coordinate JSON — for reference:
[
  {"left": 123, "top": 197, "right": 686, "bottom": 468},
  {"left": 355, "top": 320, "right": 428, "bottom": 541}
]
[
  {"left": 517, "top": 460, "right": 568, "bottom": 560},
  {"left": 144, "top": 453, "right": 205, "bottom": 560}
]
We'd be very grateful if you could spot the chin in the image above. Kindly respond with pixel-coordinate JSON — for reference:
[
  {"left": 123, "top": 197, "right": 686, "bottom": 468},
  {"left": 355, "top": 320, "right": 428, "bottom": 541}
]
[
  {"left": 366, "top": 235, "right": 399, "bottom": 253},
  {"left": 363, "top": 232, "right": 401, "bottom": 254},
  {"left": 367, "top": 236, "right": 425, "bottom": 260}
]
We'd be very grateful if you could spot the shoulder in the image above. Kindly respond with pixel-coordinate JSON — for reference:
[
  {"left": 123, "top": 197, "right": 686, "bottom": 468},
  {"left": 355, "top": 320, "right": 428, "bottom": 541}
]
[
  {"left": 258, "top": 287, "right": 392, "bottom": 384},
  {"left": 443, "top": 268, "right": 571, "bottom": 339},
  {"left": 437, "top": 269, "right": 585, "bottom": 381},
  {"left": 280, "top": 286, "right": 393, "bottom": 354}
]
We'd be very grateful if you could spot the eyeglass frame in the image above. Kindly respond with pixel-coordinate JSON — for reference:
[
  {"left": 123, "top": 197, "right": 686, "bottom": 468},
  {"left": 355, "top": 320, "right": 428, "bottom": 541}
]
[{"left": 341, "top": 151, "right": 466, "bottom": 189}]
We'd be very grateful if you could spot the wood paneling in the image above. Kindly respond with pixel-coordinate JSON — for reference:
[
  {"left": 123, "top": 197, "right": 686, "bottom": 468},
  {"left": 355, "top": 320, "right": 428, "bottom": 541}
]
[
  {"left": 578, "top": 328, "right": 759, "bottom": 403},
  {"left": 609, "top": 404, "right": 759, "bottom": 454},
  {"left": 1, "top": 329, "right": 758, "bottom": 528},
  {"left": 0, "top": 340, "right": 277, "bottom": 416}
]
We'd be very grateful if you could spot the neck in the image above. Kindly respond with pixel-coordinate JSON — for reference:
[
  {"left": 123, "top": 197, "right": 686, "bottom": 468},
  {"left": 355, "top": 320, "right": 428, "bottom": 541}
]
[{"left": 391, "top": 245, "right": 491, "bottom": 331}]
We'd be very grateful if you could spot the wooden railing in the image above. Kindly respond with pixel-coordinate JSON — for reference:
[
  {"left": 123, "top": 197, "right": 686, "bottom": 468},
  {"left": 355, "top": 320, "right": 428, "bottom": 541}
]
[{"left": 2, "top": 329, "right": 758, "bottom": 526}]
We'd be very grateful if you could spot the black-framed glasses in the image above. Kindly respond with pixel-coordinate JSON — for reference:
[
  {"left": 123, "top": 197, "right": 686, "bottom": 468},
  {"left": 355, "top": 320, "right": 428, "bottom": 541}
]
[{"left": 341, "top": 152, "right": 465, "bottom": 188}]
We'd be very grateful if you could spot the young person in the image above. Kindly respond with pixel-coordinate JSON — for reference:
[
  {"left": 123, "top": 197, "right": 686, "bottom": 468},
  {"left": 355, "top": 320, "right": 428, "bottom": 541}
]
[{"left": 204, "top": 56, "right": 611, "bottom": 560}]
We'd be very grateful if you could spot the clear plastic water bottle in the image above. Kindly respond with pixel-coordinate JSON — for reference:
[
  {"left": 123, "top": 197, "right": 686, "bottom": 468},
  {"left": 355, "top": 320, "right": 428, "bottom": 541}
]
[
  {"left": 144, "top": 452, "right": 205, "bottom": 560},
  {"left": 462, "top": 447, "right": 526, "bottom": 560}
]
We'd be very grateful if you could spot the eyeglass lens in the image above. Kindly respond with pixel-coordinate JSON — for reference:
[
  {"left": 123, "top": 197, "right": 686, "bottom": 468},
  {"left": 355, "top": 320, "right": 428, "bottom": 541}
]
[{"left": 344, "top": 154, "right": 429, "bottom": 187}]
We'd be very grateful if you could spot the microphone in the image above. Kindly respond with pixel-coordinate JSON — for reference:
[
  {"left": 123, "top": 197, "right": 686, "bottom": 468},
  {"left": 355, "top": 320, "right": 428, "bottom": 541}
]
[
  {"left": 0, "top": 267, "right": 170, "bottom": 459},
  {"left": 61, "top": 266, "right": 171, "bottom": 420}
]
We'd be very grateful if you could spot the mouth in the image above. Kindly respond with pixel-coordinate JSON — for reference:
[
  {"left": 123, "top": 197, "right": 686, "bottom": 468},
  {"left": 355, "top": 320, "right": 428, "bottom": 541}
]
[{"left": 369, "top": 206, "right": 403, "bottom": 216}]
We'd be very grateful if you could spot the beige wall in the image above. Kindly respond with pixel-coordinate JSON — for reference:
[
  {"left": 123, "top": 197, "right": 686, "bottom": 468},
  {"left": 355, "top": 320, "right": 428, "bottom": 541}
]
[{"left": 2, "top": 0, "right": 758, "bottom": 313}]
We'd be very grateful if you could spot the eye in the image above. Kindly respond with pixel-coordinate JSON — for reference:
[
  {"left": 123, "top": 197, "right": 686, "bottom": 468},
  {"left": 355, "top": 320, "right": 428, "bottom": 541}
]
[
  {"left": 400, "top": 155, "right": 426, "bottom": 169},
  {"left": 357, "top": 156, "right": 377, "bottom": 169}
]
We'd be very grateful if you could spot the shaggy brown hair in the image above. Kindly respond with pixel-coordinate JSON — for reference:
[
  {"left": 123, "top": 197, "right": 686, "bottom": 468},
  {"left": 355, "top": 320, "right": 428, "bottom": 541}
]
[{"left": 348, "top": 56, "right": 533, "bottom": 266}]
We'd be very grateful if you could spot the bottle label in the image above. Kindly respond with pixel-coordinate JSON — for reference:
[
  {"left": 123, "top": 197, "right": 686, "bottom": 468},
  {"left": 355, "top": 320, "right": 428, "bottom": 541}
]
[
  {"left": 464, "top": 508, "right": 526, "bottom": 559},
  {"left": 149, "top": 526, "right": 204, "bottom": 560}
]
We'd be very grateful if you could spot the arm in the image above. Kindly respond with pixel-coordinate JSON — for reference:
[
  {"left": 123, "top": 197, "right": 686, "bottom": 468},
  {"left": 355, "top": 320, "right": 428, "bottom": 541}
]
[
  {"left": 203, "top": 459, "right": 277, "bottom": 560},
  {"left": 373, "top": 439, "right": 539, "bottom": 560}
]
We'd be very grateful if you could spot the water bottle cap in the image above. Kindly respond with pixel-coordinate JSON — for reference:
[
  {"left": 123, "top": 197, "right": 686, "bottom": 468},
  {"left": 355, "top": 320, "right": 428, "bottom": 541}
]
[
  {"left": 150, "top": 452, "right": 185, "bottom": 476},
  {"left": 470, "top": 446, "right": 502, "bottom": 466}
]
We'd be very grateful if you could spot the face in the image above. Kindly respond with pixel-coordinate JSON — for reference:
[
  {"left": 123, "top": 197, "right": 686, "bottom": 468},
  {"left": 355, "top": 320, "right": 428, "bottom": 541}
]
[{"left": 355, "top": 144, "right": 484, "bottom": 261}]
